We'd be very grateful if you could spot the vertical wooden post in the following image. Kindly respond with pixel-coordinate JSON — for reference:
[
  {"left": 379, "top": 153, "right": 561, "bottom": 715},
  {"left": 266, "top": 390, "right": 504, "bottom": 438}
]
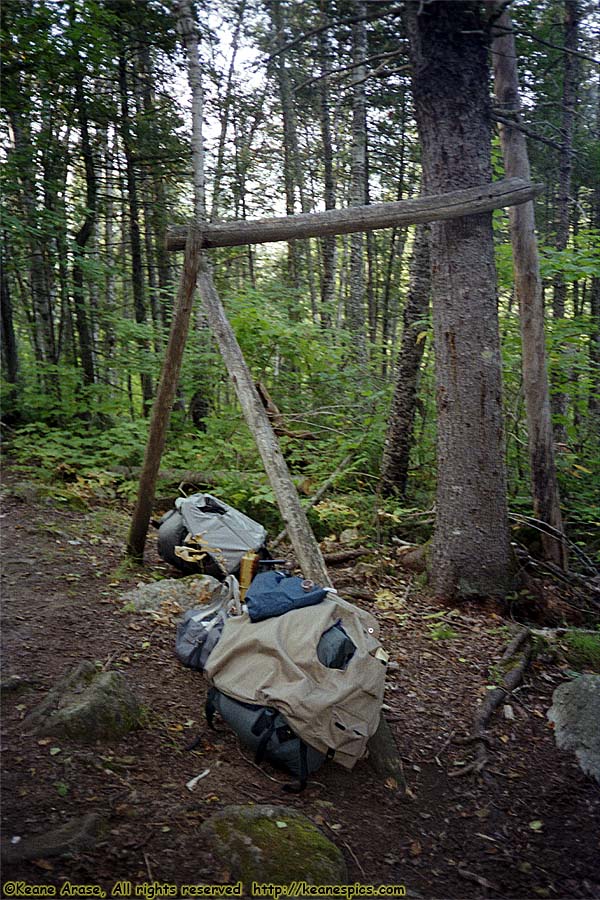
[
  {"left": 126, "top": 230, "right": 203, "bottom": 559},
  {"left": 492, "top": 8, "right": 566, "bottom": 568},
  {"left": 127, "top": 0, "right": 205, "bottom": 559}
]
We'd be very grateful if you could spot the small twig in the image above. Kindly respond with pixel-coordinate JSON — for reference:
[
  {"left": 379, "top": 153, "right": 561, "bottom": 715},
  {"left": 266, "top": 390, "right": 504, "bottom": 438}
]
[
  {"left": 237, "top": 742, "right": 285, "bottom": 785},
  {"left": 143, "top": 852, "right": 154, "bottom": 881},
  {"left": 343, "top": 840, "right": 366, "bottom": 878}
]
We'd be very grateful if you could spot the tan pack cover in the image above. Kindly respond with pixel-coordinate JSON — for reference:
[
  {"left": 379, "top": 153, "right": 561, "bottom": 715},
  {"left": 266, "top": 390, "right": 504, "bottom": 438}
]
[{"left": 203, "top": 595, "right": 385, "bottom": 769}]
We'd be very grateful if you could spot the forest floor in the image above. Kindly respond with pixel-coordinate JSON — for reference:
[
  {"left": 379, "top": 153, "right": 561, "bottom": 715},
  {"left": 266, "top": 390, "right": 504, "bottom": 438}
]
[{"left": 1, "top": 467, "right": 599, "bottom": 900}]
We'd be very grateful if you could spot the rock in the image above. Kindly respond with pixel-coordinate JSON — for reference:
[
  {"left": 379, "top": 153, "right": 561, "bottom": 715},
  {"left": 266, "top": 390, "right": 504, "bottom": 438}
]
[
  {"left": 121, "top": 574, "right": 221, "bottom": 613},
  {"left": 339, "top": 528, "right": 359, "bottom": 545},
  {"left": 0, "top": 674, "right": 37, "bottom": 696},
  {"left": 1, "top": 813, "right": 105, "bottom": 863},
  {"left": 201, "top": 804, "right": 348, "bottom": 885},
  {"left": 23, "top": 661, "right": 141, "bottom": 742},
  {"left": 547, "top": 675, "right": 600, "bottom": 783}
]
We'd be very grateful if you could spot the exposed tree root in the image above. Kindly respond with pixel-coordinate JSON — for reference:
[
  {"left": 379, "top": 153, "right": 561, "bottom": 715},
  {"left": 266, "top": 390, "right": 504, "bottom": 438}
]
[{"left": 450, "top": 626, "right": 532, "bottom": 778}]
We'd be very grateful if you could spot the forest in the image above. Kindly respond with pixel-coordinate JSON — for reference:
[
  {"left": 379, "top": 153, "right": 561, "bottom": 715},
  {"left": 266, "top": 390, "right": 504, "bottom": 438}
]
[{"left": 1, "top": 0, "right": 600, "bottom": 898}]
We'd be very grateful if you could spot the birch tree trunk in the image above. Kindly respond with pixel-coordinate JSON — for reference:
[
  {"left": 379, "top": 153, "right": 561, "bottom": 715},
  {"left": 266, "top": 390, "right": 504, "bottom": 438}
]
[
  {"left": 380, "top": 224, "right": 430, "bottom": 496},
  {"left": 404, "top": 1, "right": 514, "bottom": 599},
  {"left": 492, "top": 7, "right": 566, "bottom": 568}
]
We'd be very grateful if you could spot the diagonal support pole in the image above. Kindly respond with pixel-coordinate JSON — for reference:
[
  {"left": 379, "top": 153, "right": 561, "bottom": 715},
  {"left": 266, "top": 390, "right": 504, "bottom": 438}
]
[{"left": 197, "top": 259, "right": 332, "bottom": 586}]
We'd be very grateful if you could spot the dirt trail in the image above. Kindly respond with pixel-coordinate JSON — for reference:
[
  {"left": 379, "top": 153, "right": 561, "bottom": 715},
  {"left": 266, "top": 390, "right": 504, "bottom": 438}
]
[{"left": 1, "top": 476, "right": 598, "bottom": 898}]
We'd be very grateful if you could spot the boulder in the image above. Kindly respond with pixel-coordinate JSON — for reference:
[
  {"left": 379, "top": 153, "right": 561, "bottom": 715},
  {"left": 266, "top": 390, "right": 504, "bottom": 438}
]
[
  {"left": 121, "top": 574, "right": 221, "bottom": 613},
  {"left": 23, "top": 661, "right": 141, "bottom": 742},
  {"left": 547, "top": 674, "right": 600, "bottom": 783},
  {"left": 1, "top": 813, "right": 104, "bottom": 863},
  {"left": 201, "top": 804, "right": 348, "bottom": 885}
]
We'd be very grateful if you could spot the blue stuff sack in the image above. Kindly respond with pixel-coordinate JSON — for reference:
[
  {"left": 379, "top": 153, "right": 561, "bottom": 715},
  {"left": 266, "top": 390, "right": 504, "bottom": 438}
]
[{"left": 245, "top": 570, "right": 327, "bottom": 623}]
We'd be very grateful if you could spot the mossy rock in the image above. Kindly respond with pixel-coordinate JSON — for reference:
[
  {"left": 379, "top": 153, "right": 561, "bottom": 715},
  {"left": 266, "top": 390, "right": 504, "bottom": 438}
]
[
  {"left": 23, "top": 661, "right": 141, "bottom": 742},
  {"left": 201, "top": 804, "right": 348, "bottom": 885},
  {"left": 121, "top": 574, "right": 221, "bottom": 613}
]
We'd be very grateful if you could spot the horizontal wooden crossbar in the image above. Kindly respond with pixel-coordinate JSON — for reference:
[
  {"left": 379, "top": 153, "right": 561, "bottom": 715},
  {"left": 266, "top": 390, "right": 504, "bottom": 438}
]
[{"left": 166, "top": 177, "right": 542, "bottom": 251}]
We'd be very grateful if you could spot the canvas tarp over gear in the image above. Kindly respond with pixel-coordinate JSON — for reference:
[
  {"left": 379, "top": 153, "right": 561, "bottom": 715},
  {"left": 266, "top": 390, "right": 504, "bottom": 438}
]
[
  {"left": 173, "top": 493, "right": 267, "bottom": 574},
  {"left": 203, "top": 595, "right": 386, "bottom": 769}
]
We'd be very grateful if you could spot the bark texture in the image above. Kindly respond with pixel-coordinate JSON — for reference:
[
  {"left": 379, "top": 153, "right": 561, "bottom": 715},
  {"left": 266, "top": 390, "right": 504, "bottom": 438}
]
[
  {"left": 198, "top": 262, "right": 332, "bottom": 588},
  {"left": 380, "top": 223, "right": 430, "bottom": 496},
  {"left": 166, "top": 178, "right": 541, "bottom": 251},
  {"left": 492, "top": 7, "right": 566, "bottom": 568},
  {"left": 405, "top": 1, "right": 514, "bottom": 598}
]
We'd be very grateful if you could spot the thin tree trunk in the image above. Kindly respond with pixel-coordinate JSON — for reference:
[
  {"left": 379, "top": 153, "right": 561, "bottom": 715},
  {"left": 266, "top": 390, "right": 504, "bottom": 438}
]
[
  {"left": 492, "top": 7, "right": 566, "bottom": 568},
  {"left": 267, "top": 1, "right": 301, "bottom": 293},
  {"left": 118, "top": 50, "right": 153, "bottom": 415},
  {"left": 380, "top": 224, "right": 430, "bottom": 496},
  {"left": 211, "top": 1, "right": 245, "bottom": 223},
  {"left": 589, "top": 92, "right": 600, "bottom": 427},
  {"left": 166, "top": 178, "right": 540, "bottom": 250},
  {"left": 404, "top": 1, "right": 514, "bottom": 599},
  {"left": 348, "top": 0, "right": 368, "bottom": 362},
  {"left": 71, "top": 2, "right": 97, "bottom": 387},
  {"left": 317, "top": 8, "right": 336, "bottom": 330},
  {"left": 551, "top": 0, "right": 580, "bottom": 442}
]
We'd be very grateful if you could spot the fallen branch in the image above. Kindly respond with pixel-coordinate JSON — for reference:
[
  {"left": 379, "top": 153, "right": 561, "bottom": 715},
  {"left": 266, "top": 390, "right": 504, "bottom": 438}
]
[
  {"left": 450, "top": 626, "right": 532, "bottom": 778},
  {"left": 323, "top": 548, "right": 369, "bottom": 565}
]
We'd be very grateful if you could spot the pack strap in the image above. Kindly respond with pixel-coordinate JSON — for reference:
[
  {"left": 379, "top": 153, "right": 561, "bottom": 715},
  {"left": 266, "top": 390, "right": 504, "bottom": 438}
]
[{"left": 283, "top": 742, "right": 308, "bottom": 794}]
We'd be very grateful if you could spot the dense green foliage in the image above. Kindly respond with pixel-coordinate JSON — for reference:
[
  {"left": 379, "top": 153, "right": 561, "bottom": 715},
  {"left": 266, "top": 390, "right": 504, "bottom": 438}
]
[{"left": 1, "top": 0, "right": 599, "bottom": 560}]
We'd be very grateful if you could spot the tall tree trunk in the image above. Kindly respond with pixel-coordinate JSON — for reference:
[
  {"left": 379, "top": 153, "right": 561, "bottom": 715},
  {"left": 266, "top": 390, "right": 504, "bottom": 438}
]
[
  {"left": 70, "top": 1, "right": 97, "bottom": 387},
  {"left": 118, "top": 50, "right": 153, "bottom": 415},
  {"left": 318, "top": 10, "right": 336, "bottom": 329},
  {"left": 551, "top": 0, "right": 580, "bottom": 442},
  {"left": 589, "top": 92, "right": 600, "bottom": 428},
  {"left": 380, "top": 224, "right": 430, "bottom": 496},
  {"left": 211, "top": 1, "right": 245, "bottom": 223},
  {"left": 267, "top": 1, "right": 301, "bottom": 294},
  {"left": 9, "top": 111, "right": 56, "bottom": 372},
  {"left": 348, "top": 0, "right": 368, "bottom": 363},
  {"left": 404, "top": 1, "right": 514, "bottom": 599},
  {"left": 381, "top": 106, "right": 408, "bottom": 378},
  {"left": 492, "top": 7, "right": 566, "bottom": 568}
]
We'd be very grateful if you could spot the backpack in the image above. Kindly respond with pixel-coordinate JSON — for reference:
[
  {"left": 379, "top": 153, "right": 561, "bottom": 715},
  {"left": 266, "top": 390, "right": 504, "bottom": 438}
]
[
  {"left": 157, "top": 494, "right": 267, "bottom": 577},
  {"left": 203, "top": 596, "right": 386, "bottom": 770},
  {"left": 205, "top": 687, "right": 327, "bottom": 793},
  {"left": 175, "top": 576, "right": 241, "bottom": 672},
  {"left": 201, "top": 621, "right": 355, "bottom": 791}
]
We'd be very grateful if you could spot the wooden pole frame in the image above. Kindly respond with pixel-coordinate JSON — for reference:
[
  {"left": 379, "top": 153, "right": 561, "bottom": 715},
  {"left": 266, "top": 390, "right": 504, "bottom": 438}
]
[
  {"left": 165, "top": 176, "right": 542, "bottom": 251},
  {"left": 128, "top": 4, "right": 542, "bottom": 581}
]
